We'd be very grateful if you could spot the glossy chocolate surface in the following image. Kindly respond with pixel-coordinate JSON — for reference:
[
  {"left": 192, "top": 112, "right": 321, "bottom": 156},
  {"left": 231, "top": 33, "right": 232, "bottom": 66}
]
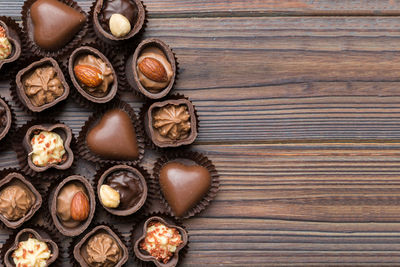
[
  {"left": 16, "top": 58, "right": 70, "bottom": 112},
  {"left": 74, "top": 225, "right": 128, "bottom": 267},
  {"left": 159, "top": 161, "right": 211, "bottom": 217},
  {"left": 100, "top": 0, "right": 138, "bottom": 27},
  {"left": 23, "top": 123, "right": 74, "bottom": 173},
  {"left": 56, "top": 182, "right": 88, "bottom": 228},
  {"left": 30, "top": 0, "right": 86, "bottom": 50},
  {"left": 86, "top": 109, "right": 139, "bottom": 160},
  {"left": 68, "top": 46, "right": 118, "bottom": 103},
  {"left": 0, "top": 172, "right": 42, "bottom": 229},
  {"left": 145, "top": 99, "right": 197, "bottom": 148},
  {"left": 4, "top": 228, "right": 59, "bottom": 267},
  {"left": 0, "top": 97, "right": 11, "bottom": 142},
  {"left": 0, "top": 20, "right": 21, "bottom": 70},
  {"left": 133, "top": 216, "right": 188, "bottom": 267},
  {"left": 50, "top": 175, "right": 95, "bottom": 236}
]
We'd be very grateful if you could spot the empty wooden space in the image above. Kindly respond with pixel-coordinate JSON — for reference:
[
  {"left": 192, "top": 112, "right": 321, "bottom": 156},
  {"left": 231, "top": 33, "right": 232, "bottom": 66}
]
[{"left": 1, "top": 0, "right": 400, "bottom": 266}]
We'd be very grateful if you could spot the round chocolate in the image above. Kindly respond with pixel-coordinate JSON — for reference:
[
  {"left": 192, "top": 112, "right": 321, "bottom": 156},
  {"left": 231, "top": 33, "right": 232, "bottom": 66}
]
[
  {"left": 68, "top": 46, "right": 118, "bottom": 103},
  {"left": 73, "top": 225, "right": 129, "bottom": 267},
  {"left": 0, "top": 172, "right": 42, "bottom": 229},
  {"left": 15, "top": 58, "right": 70, "bottom": 112},
  {"left": 50, "top": 175, "right": 96, "bottom": 236},
  {"left": 0, "top": 19, "right": 21, "bottom": 71},
  {"left": 126, "top": 38, "right": 176, "bottom": 99},
  {"left": 98, "top": 165, "right": 147, "bottom": 216},
  {"left": 0, "top": 97, "right": 12, "bottom": 142}
]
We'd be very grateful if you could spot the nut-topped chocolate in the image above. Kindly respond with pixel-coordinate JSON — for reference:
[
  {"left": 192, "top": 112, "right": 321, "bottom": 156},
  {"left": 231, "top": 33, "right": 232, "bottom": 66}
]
[
  {"left": 0, "top": 97, "right": 12, "bottom": 142},
  {"left": 98, "top": 165, "right": 147, "bottom": 216},
  {"left": 16, "top": 58, "right": 70, "bottom": 112},
  {"left": 50, "top": 175, "right": 95, "bottom": 236},
  {"left": 134, "top": 216, "right": 188, "bottom": 267},
  {"left": 4, "top": 228, "right": 59, "bottom": 267},
  {"left": 73, "top": 225, "right": 129, "bottom": 267},
  {"left": 0, "top": 172, "right": 42, "bottom": 229},
  {"left": 93, "top": 0, "right": 145, "bottom": 43},
  {"left": 145, "top": 98, "right": 198, "bottom": 148},
  {"left": 28, "top": 0, "right": 86, "bottom": 51},
  {"left": 126, "top": 39, "right": 176, "bottom": 99},
  {"left": 0, "top": 19, "right": 21, "bottom": 70},
  {"left": 69, "top": 46, "right": 117, "bottom": 103},
  {"left": 23, "top": 123, "right": 74, "bottom": 173}
]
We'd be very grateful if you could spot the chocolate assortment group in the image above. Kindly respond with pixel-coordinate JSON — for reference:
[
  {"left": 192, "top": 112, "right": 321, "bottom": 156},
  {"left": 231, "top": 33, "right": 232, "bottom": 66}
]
[{"left": 0, "top": 1, "right": 218, "bottom": 266}]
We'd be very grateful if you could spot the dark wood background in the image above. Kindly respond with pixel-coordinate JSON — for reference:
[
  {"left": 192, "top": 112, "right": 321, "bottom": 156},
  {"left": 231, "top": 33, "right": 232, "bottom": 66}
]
[{"left": 3, "top": 0, "right": 400, "bottom": 266}]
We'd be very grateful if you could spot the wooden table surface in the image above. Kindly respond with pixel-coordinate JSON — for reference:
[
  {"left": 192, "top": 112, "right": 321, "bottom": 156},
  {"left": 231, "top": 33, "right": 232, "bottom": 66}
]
[{"left": 3, "top": 0, "right": 400, "bottom": 266}]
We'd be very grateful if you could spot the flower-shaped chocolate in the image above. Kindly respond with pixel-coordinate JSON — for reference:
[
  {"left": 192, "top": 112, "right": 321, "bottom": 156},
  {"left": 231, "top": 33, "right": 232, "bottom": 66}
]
[
  {"left": 23, "top": 123, "right": 74, "bottom": 173},
  {"left": 73, "top": 225, "right": 128, "bottom": 267},
  {"left": 4, "top": 228, "right": 59, "bottom": 267},
  {"left": 0, "top": 172, "right": 42, "bottom": 229},
  {"left": 134, "top": 216, "right": 188, "bottom": 267},
  {"left": 0, "top": 19, "right": 21, "bottom": 70}
]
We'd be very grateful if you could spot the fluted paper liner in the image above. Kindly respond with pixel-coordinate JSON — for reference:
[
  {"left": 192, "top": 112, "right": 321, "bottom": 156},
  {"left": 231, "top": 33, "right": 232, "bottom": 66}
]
[
  {"left": 77, "top": 99, "right": 145, "bottom": 165},
  {"left": 153, "top": 150, "right": 219, "bottom": 219},
  {"left": 0, "top": 96, "right": 15, "bottom": 150}
]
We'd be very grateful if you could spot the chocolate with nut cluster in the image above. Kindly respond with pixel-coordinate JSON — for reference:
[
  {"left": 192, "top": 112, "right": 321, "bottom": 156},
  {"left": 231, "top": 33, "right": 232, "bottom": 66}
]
[{"left": 0, "top": 19, "right": 22, "bottom": 71}]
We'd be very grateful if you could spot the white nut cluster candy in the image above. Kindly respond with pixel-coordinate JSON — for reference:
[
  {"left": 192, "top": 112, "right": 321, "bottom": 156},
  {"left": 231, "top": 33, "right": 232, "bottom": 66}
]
[{"left": 109, "top": 13, "right": 131, "bottom": 38}]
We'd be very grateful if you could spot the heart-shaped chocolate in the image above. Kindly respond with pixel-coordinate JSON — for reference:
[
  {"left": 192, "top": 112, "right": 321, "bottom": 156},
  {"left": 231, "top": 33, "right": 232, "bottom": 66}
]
[
  {"left": 86, "top": 109, "right": 139, "bottom": 160},
  {"left": 159, "top": 162, "right": 211, "bottom": 217},
  {"left": 30, "top": 0, "right": 86, "bottom": 51}
]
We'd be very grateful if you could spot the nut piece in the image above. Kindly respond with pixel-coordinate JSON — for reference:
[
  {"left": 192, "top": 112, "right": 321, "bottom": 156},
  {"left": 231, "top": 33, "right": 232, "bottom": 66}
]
[
  {"left": 100, "top": 184, "right": 120, "bottom": 208},
  {"left": 74, "top": 64, "right": 104, "bottom": 88},
  {"left": 109, "top": 13, "right": 131, "bottom": 38},
  {"left": 70, "top": 191, "right": 90, "bottom": 221},
  {"left": 138, "top": 57, "right": 168, "bottom": 83}
]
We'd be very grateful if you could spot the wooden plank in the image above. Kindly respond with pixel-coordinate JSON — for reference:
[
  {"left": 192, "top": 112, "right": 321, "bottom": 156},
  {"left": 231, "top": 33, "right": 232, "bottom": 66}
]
[{"left": 3, "top": 0, "right": 400, "bottom": 17}]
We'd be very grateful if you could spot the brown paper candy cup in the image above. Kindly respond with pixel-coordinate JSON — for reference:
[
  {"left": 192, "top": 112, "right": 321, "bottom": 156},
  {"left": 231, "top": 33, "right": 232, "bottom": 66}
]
[
  {"left": 21, "top": 0, "right": 89, "bottom": 59},
  {"left": 69, "top": 223, "right": 129, "bottom": 267},
  {"left": 1, "top": 225, "right": 63, "bottom": 267},
  {"left": 153, "top": 150, "right": 220, "bottom": 219},
  {"left": 130, "top": 212, "right": 189, "bottom": 267},
  {"left": 0, "top": 16, "right": 23, "bottom": 79},
  {"left": 77, "top": 99, "right": 145, "bottom": 165},
  {"left": 12, "top": 119, "right": 77, "bottom": 180},
  {"left": 0, "top": 96, "right": 15, "bottom": 151}
]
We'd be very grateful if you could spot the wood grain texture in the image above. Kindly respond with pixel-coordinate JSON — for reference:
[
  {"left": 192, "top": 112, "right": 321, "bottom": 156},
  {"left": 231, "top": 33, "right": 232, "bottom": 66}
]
[{"left": 1, "top": 0, "right": 400, "bottom": 266}]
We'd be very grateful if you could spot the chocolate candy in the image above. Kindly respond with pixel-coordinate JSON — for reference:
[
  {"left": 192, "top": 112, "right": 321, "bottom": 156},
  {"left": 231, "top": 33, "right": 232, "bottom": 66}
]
[
  {"left": 107, "top": 170, "right": 143, "bottom": 209},
  {"left": 86, "top": 109, "right": 139, "bottom": 160},
  {"left": 73, "top": 225, "right": 129, "bottom": 267},
  {"left": 0, "top": 97, "right": 11, "bottom": 142},
  {"left": 30, "top": 0, "right": 86, "bottom": 50},
  {"left": 159, "top": 162, "right": 211, "bottom": 217},
  {"left": 100, "top": 0, "right": 138, "bottom": 26},
  {"left": 56, "top": 182, "right": 88, "bottom": 227},
  {"left": 12, "top": 236, "right": 51, "bottom": 266},
  {"left": 0, "top": 19, "right": 21, "bottom": 70},
  {"left": 0, "top": 26, "right": 12, "bottom": 60}
]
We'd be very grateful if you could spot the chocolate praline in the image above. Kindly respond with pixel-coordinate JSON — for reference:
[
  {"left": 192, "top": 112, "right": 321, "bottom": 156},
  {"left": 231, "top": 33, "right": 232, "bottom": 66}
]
[
  {"left": 68, "top": 46, "right": 118, "bottom": 103},
  {"left": 133, "top": 216, "right": 188, "bottom": 267},
  {"left": 73, "top": 225, "right": 129, "bottom": 267},
  {"left": 0, "top": 19, "right": 21, "bottom": 71},
  {"left": 0, "top": 172, "right": 42, "bottom": 229},
  {"left": 4, "top": 228, "right": 59, "bottom": 267},
  {"left": 23, "top": 123, "right": 74, "bottom": 173},
  {"left": 145, "top": 98, "right": 197, "bottom": 148},
  {"left": 98, "top": 165, "right": 147, "bottom": 216},
  {"left": 93, "top": 0, "right": 145, "bottom": 44},
  {"left": 50, "top": 175, "right": 96, "bottom": 236},
  {"left": 126, "top": 38, "right": 176, "bottom": 99},
  {"left": 16, "top": 58, "right": 70, "bottom": 112},
  {"left": 0, "top": 97, "right": 12, "bottom": 143}
]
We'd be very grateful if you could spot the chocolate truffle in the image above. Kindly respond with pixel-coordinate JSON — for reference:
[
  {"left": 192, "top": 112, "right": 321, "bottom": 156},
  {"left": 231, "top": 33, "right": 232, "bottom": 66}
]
[
  {"left": 100, "top": 0, "right": 138, "bottom": 27},
  {"left": 106, "top": 170, "right": 143, "bottom": 209},
  {"left": 74, "top": 54, "right": 114, "bottom": 97},
  {"left": 12, "top": 236, "right": 51, "bottom": 266},
  {"left": 140, "top": 221, "right": 183, "bottom": 264},
  {"left": 0, "top": 185, "right": 34, "bottom": 221},
  {"left": 22, "top": 65, "right": 64, "bottom": 107},
  {"left": 153, "top": 104, "right": 191, "bottom": 140},
  {"left": 85, "top": 233, "right": 122, "bottom": 266},
  {"left": 30, "top": 130, "right": 66, "bottom": 166},
  {"left": 86, "top": 109, "right": 139, "bottom": 160},
  {"left": 56, "top": 182, "right": 89, "bottom": 228},
  {"left": 137, "top": 47, "right": 173, "bottom": 92},
  {"left": 30, "top": 0, "right": 86, "bottom": 51},
  {"left": 159, "top": 162, "right": 211, "bottom": 217},
  {"left": 0, "top": 26, "right": 12, "bottom": 60}
]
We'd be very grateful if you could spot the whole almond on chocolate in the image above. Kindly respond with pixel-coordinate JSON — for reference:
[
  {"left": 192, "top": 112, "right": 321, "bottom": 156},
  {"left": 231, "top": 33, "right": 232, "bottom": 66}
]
[
  {"left": 138, "top": 57, "right": 168, "bottom": 82},
  {"left": 70, "top": 191, "right": 89, "bottom": 221},
  {"left": 74, "top": 64, "right": 104, "bottom": 88}
]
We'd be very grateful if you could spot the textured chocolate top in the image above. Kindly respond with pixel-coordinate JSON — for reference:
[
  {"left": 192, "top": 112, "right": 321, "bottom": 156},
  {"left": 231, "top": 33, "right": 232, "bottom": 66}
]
[
  {"left": 85, "top": 233, "right": 122, "bottom": 267},
  {"left": 0, "top": 184, "right": 34, "bottom": 221},
  {"left": 107, "top": 170, "right": 143, "bottom": 209}
]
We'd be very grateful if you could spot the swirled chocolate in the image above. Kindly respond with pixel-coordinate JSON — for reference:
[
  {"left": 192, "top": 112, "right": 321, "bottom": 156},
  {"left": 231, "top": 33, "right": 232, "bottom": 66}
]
[
  {"left": 0, "top": 184, "right": 34, "bottom": 221},
  {"left": 152, "top": 104, "right": 191, "bottom": 140},
  {"left": 100, "top": 0, "right": 138, "bottom": 30},
  {"left": 106, "top": 170, "right": 143, "bottom": 209},
  {"left": 85, "top": 233, "right": 122, "bottom": 267}
]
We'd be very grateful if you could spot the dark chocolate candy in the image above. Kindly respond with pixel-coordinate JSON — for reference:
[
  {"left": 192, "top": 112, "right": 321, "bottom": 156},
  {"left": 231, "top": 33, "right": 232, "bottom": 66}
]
[
  {"left": 159, "top": 162, "right": 211, "bottom": 217},
  {"left": 0, "top": 97, "right": 11, "bottom": 142},
  {"left": 30, "top": 0, "right": 86, "bottom": 50},
  {"left": 86, "top": 109, "right": 139, "bottom": 160},
  {"left": 100, "top": 0, "right": 138, "bottom": 26},
  {"left": 107, "top": 170, "right": 143, "bottom": 209}
]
